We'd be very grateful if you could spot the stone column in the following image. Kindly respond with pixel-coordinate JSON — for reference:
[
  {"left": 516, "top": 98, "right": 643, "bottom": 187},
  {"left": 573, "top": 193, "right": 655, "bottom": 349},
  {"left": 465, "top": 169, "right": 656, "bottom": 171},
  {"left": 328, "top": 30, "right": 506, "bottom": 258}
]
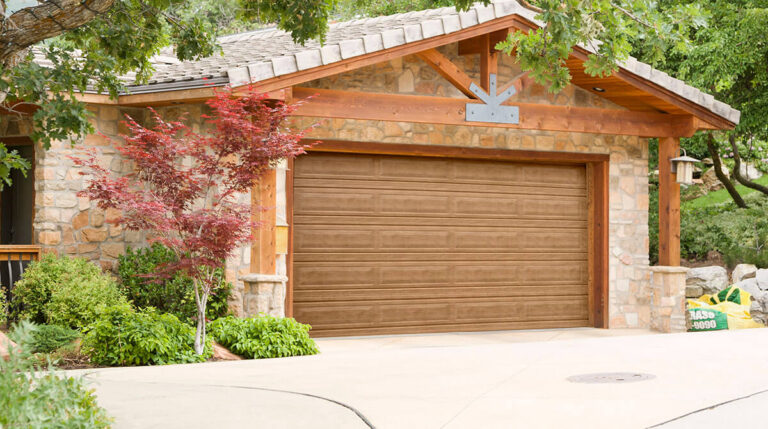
[
  {"left": 240, "top": 273, "right": 287, "bottom": 317},
  {"left": 648, "top": 266, "right": 689, "bottom": 333}
]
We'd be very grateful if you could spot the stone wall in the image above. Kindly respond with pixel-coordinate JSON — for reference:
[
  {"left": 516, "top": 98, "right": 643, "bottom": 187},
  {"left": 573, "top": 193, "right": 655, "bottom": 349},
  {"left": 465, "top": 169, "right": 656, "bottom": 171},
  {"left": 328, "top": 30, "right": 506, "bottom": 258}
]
[{"left": 296, "top": 43, "right": 651, "bottom": 328}]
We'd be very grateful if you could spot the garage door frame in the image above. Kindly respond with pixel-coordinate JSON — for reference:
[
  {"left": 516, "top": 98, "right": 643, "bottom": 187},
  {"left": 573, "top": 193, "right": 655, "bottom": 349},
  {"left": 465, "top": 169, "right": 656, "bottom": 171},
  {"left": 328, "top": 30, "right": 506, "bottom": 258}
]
[{"left": 285, "top": 139, "right": 610, "bottom": 329}]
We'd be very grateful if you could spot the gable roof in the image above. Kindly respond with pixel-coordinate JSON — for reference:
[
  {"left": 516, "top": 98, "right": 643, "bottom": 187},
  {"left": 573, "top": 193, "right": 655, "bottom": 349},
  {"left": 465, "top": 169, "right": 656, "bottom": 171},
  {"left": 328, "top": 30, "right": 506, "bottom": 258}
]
[{"left": 124, "top": 0, "right": 738, "bottom": 126}]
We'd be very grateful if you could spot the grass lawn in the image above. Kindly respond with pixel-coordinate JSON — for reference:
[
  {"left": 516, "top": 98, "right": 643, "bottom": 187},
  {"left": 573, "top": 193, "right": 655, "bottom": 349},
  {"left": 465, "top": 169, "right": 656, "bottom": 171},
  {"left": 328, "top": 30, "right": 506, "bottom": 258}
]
[{"left": 684, "top": 175, "right": 768, "bottom": 209}]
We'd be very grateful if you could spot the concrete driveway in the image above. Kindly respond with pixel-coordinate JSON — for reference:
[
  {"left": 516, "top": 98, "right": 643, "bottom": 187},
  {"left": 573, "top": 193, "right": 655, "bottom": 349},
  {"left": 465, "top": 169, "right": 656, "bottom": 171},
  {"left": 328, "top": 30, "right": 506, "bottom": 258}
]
[{"left": 70, "top": 328, "right": 768, "bottom": 429}]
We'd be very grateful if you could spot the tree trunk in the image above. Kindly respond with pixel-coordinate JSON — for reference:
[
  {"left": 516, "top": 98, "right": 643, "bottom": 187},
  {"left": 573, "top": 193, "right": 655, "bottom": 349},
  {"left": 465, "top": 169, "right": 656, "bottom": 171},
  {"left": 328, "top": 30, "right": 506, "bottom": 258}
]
[
  {"left": 192, "top": 279, "right": 209, "bottom": 356},
  {"left": 706, "top": 132, "right": 747, "bottom": 208},
  {"left": 729, "top": 134, "right": 768, "bottom": 196}
]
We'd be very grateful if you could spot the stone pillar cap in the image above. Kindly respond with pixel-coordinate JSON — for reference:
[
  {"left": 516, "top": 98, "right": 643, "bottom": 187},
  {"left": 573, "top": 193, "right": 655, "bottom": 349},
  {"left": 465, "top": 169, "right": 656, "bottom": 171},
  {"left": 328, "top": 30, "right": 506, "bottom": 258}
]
[
  {"left": 240, "top": 273, "right": 288, "bottom": 283},
  {"left": 649, "top": 265, "right": 690, "bottom": 274}
]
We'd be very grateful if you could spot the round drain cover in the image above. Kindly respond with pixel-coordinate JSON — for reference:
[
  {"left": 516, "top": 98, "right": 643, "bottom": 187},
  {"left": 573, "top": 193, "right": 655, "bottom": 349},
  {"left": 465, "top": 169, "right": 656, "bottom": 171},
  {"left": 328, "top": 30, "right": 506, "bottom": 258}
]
[{"left": 567, "top": 372, "right": 655, "bottom": 384}]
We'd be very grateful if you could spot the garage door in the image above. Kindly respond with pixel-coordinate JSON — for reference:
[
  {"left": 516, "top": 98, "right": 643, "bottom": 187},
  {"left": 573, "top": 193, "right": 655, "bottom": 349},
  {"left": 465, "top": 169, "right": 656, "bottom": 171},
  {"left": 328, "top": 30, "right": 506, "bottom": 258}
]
[{"left": 292, "top": 151, "right": 590, "bottom": 337}]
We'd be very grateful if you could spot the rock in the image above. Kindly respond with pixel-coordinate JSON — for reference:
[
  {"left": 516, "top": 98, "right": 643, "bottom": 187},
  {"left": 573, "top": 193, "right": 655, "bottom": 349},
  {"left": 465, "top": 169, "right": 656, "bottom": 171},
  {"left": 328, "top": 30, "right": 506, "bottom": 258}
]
[
  {"left": 734, "top": 278, "right": 768, "bottom": 325},
  {"left": 732, "top": 264, "right": 758, "bottom": 284},
  {"left": 686, "top": 285, "right": 704, "bottom": 298},
  {"left": 701, "top": 166, "right": 730, "bottom": 191},
  {"left": 739, "top": 163, "right": 762, "bottom": 180},
  {"left": 686, "top": 266, "right": 729, "bottom": 295},
  {"left": 757, "top": 269, "right": 768, "bottom": 291},
  {"left": 0, "top": 332, "right": 20, "bottom": 361},
  {"left": 702, "top": 157, "right": 714, "bottom": 166},
  {"left": 212, "top": 342, "right": 242, "bottom": 361}
]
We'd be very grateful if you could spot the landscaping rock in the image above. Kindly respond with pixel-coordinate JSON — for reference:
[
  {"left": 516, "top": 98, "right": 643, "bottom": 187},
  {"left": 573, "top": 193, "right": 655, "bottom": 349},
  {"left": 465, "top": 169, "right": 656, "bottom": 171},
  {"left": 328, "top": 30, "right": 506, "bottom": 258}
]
[
  {"left": 734, "top": 278, "right": 768, "bottom": 325},
  {"left": 686, "top": 285, "right": 704, "bottom": 299},
  {"left": 701, "top": 166, "right": 731, "bottom": 191},
  {"left": 0, "top": 332, "right": 20, "bottom": 361},
  {"left": 686, "top": 266, "right": 729, "bottom": 295},
  {"left": 732, "top": 264, "right": 758, "bottom": 284},
  {"left": 212, "top": 342, "right": 242, "bottom": 361},
  {"left": 739, "top": 163, "right": 762, "bottom": 180},
  {"left": 757, "top": 269, "right": 768, "bottom": 291}
]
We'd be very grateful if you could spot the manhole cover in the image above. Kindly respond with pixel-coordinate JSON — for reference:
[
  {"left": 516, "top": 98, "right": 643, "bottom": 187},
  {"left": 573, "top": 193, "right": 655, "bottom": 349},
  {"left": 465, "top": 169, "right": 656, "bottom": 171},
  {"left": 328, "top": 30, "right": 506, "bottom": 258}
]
[{"left": 567, "top": 372, "right": 655, "bottom": 384}]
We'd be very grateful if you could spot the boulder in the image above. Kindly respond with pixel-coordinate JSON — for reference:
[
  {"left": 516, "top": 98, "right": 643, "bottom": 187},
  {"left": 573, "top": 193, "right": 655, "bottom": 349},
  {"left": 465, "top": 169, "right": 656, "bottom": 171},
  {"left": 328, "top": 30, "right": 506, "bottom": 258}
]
[
  {"left": 686, "top": 266, "right": 729, "bottom": 295},
  {"left": 686, "top": 285, "right": 704, "bottom": 299},
  {"left": 739, "top": 163, "right": 762, "bottom": 180},
  {"left": 732, "top": 264, "right": 758, "bottom": 284},
  {"left": 212, "top": 342, "right": 243, "bottom": 361},
  {"left": 732, "top": 278, "right": 768, "bottom": 325},
  {"left": 0, "top": 332, "right": 20, "bottom": 361},
  {"left": 757, "top": 269, "right": 768, "bottom": 291},
  {"left": 701, "top": 166, "right": 730, "bottom": 191}
]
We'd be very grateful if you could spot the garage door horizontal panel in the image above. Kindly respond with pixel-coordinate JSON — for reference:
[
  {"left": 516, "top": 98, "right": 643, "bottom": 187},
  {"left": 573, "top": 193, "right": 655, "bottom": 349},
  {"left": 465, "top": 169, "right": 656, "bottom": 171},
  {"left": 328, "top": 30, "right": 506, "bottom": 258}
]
[
  {"left": 294, "top": 227, "right": 587, "bottom": 253},
  {"left": 293, "top": 152, "right": 591, "bottom": 336},
  {"left": 309, "top": 319, "right": 590, "bottom": 337},
  {"left": 294, "top": 284, "right": 588, "bottom": 302},
  {"left": 294, "top": 178, "right": 586, "bottom": 198},
  {"left": 293, "top": 251, "right": 588, "bottom": 263},
  {"left": 294, "top": 262, "right": 586, "bottom": 289},
  {"left": 295, "top": 216, "right": 588, "bottom": 229},
  {"left": 296, "top": 296, "right": 589, "bottom": 331}
]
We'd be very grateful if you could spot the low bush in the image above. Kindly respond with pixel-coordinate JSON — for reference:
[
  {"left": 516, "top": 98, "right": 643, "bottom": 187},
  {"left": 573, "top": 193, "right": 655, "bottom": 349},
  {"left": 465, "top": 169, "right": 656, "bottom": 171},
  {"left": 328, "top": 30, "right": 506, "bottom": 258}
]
[
  {"left": 209, "top": 315, "right": 318, "bottom": 359},
  {"left": 0, "top": 327, "right": 111, "bottom": 428},
  {"left": 117, "top": 243, "right": 232, "bottom": 324},
  {"left": 0, "top": 287, "right": 7, "bottom": 327},
  {"left": 20, "top": 322, "right": 81, "bottom": 354},
  {"left": 11, "top": 254, "right": 126, "bottom": 329},
  {"left": 82, "top": 304, "right": 212, "bottom": 366}
]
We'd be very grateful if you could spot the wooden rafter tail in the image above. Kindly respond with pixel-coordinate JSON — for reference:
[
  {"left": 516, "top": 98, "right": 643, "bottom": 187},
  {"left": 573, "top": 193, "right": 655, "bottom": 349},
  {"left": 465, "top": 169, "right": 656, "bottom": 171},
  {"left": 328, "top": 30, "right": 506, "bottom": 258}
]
[{"left": 415, "top": 48, "right": 477, "bottom": 99}]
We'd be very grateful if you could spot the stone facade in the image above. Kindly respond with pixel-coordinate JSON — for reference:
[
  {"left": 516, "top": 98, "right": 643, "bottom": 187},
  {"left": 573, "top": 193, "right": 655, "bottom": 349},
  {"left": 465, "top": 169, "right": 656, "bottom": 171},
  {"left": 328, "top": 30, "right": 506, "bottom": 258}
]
[
  {"left": 649, "top": 266, "right": 689, "bottom": 333},
  {"left": 1, "top": 42, "right": 652, "bottom": 328}
]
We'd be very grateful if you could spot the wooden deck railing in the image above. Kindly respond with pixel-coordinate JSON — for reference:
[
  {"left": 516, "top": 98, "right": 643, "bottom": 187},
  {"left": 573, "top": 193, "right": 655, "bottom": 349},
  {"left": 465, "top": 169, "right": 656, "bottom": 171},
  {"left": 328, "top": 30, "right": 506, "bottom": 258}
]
[{"left": 0, "top": 245, "right": 42, "bottom": 292}]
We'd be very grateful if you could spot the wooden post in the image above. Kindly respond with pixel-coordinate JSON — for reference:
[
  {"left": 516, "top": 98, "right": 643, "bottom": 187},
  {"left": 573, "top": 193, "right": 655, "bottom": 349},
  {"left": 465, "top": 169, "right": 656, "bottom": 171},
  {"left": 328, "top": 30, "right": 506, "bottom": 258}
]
[
  {"left": 658, "top": 137, "right": 681, "bottom": 266},
  {"left": 251, "top": 169, "right": 277, "bottom": 274},
  {"left": 480, "top": 34, "right": 498, "bottom": 92}
]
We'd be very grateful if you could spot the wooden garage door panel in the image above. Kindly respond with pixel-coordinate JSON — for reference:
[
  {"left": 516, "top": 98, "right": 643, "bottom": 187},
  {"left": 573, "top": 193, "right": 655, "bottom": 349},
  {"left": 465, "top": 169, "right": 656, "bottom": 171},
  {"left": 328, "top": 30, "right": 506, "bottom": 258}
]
[{"left": 293, "top": 152, "right": 590, "bottom": 336}]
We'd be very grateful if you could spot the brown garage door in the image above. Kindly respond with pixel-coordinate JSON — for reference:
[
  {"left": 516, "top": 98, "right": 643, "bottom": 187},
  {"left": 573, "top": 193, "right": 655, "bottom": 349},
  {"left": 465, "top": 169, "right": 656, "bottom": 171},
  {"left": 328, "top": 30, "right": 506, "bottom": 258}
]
[{"left": 292, "top": 151, "right": 590, "bottom": 337}]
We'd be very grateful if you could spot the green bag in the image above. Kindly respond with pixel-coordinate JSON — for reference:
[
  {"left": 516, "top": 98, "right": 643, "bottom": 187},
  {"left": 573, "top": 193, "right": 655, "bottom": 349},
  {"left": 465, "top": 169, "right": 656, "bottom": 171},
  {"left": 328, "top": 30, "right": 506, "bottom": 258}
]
[{"left": 688, "top": 307, "right": 728, "bottom": 331}]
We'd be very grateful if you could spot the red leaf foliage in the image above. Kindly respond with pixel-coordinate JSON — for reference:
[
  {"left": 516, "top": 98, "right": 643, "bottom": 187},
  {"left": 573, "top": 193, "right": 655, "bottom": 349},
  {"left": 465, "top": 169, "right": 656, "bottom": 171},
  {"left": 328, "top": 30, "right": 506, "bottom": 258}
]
[{"left": 72, "top": 87, "right": 313, "bottom": 289}]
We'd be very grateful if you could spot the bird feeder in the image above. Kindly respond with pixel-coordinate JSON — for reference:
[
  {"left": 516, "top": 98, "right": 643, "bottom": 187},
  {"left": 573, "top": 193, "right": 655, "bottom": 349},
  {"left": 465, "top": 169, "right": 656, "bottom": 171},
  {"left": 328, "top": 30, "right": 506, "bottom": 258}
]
[{"left": 670, "top": 149, "right": 699, "bottom": 185}]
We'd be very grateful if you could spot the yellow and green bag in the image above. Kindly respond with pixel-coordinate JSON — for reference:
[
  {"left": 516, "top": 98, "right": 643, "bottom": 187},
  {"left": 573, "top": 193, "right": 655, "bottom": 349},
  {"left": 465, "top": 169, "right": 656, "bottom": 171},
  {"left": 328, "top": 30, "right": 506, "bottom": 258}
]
[{"left": 687, "top": 286, "right": 763, "bottom": 331}]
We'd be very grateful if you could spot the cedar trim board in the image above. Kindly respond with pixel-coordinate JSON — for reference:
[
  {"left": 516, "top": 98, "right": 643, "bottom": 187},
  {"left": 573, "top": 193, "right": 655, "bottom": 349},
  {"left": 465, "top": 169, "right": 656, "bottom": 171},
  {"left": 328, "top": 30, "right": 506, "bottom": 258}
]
[
  {"left": 289, "top": 140, "right": 609, "bottom": 336},
  {"left": 291, "top": 87, "right": 704, "bottom": 138}
]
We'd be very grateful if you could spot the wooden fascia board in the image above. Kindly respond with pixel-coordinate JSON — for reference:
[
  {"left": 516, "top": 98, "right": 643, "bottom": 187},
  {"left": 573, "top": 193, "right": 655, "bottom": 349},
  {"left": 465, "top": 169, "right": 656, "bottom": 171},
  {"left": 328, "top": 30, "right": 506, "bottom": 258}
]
[
  {"left": 292, "top": 87, "right": 701, "bottom": 138},
  {"left": 69, "top": 87, "right": 287, "bottom": 107},
  {"left": 507, "top": 14, "right": 735, "bottom": 130}
]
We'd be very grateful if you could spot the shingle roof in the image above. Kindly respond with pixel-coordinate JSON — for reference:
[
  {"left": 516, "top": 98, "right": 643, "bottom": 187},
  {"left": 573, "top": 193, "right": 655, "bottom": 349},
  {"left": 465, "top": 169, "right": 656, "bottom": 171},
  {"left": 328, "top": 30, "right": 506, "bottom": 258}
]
[{"left": 126, "top": 0, "right": 738, "bottom": 124}]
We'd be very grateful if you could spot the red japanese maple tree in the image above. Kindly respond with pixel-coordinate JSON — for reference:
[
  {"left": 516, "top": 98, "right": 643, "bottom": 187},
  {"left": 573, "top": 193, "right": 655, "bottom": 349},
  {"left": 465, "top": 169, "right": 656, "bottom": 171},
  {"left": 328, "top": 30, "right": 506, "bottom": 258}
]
[{"left": 74, "top": 87, "right": 311, "bottom": 354}]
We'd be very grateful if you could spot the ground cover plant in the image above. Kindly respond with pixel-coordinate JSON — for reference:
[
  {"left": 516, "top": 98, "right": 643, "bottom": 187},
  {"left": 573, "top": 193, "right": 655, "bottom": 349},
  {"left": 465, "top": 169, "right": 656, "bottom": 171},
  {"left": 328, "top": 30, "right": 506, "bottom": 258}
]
[
  {"left": 117, "top": 243, "right": 231, "bottom": 324},
  {"left": 75, "top": 86, "right": 311, "bottom": 355},
  {"left": 0, "top": 326, "right": 111, "bottom": 428},
  {"left": 9, "top": 321, "right": 81, "bottom": 354},
  {"left": 11, "top": 254, "right": 127, "bottom": 329},
  {"left": 82, "top": 304, "right": 212, "bottom": 366},
  {"left": 209, "top": 315, "right": 318, "bottom": 359}
]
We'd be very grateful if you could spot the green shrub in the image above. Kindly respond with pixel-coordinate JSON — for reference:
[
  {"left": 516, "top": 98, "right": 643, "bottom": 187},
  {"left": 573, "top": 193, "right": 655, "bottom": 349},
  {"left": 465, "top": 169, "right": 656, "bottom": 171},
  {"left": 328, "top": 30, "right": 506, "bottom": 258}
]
[
  {"left": 117, "top": 243, "right": 232, "bottom": 324},
  {"left": 11, "top": 254, "right": 127, "bottom": 329},
  {"left": 209, "top": 315, "right": 318, "bottom": 359},
  {"left": 0, "top": 327, "right": 111, "bottom": 428},
  {"left": 0, "top": 287, "right": 7, "bottom": 327},
  {"left": 11, "top": 322, "right": 81, "bottom": 354},
  {"left": 82, "top": 304, "right": 212, "bottom": 366},
  {"left": 680, "top": 193, "right": 768, "bottom": 261}
]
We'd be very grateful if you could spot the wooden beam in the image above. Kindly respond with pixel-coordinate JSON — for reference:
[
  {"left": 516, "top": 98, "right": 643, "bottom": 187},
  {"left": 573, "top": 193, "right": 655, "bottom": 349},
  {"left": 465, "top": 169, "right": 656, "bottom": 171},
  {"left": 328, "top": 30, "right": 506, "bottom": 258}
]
[
  {"left": 658, "top": 137, "right": 681, "bottom": 266},
  {"left": 480, "top": 34, "right": 499, "bottom": 92},
  {"left": 416, "top": 48, "right": 477, "bottom": 98},
  {"left": 251, "top": 169, "right": 277, "bottom": 274},
  {"left": 292, "top": 87, "right": 705, "bottom": 138}
]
